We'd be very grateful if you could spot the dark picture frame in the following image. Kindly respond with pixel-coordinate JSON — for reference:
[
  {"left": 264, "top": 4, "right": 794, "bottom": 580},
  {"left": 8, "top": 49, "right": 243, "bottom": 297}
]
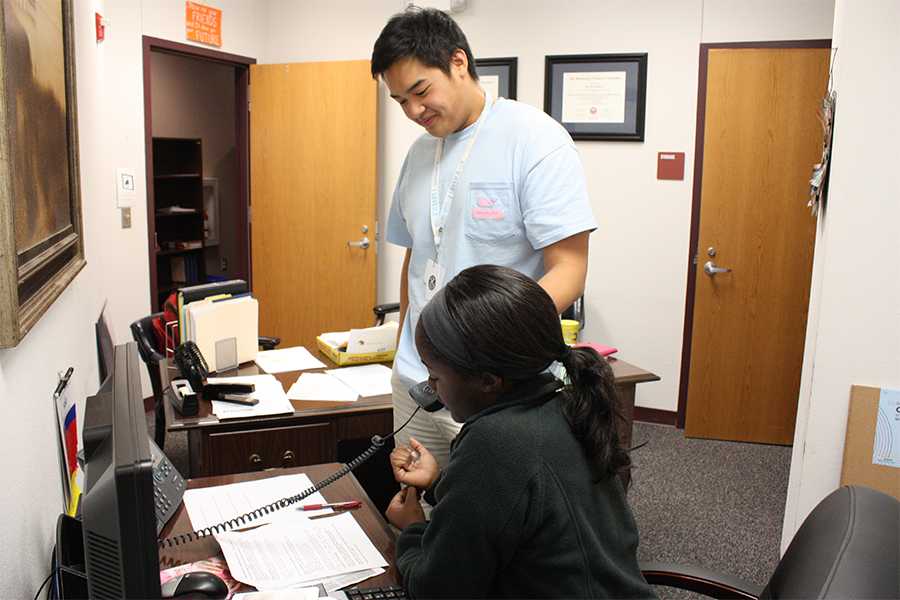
[
  {"left": 475, "top": 57, "right": 517, "bottom": 100},
  {"left": 0, "top": 0, "right": 85, "bottom": 347},
  {"left": 544, "top": 53, "right": 647, "bottom": 141}
]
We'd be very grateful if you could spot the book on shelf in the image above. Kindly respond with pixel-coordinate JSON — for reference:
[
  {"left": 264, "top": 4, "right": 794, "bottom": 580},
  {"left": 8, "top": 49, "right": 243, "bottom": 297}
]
[{"left": 156, "top": 206, "right": 198, "bottom": 215}]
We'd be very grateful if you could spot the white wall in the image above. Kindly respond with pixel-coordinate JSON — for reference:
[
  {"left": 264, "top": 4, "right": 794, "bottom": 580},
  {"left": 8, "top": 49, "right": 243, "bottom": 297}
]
[
  {"left": 781, "top": 0, "right": 900, "bottom": 550},
  {"left": 262, "top": 0, "right": 833, "bottom": 412},
  {"left": 0, "top": 1, "right": 263, "bottom": 597}
]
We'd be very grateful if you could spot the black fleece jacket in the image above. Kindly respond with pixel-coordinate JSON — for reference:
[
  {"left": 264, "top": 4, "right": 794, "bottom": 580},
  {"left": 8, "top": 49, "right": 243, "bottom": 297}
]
[{"left": 396, "top": 375, "right": 656, "bottom": 599}]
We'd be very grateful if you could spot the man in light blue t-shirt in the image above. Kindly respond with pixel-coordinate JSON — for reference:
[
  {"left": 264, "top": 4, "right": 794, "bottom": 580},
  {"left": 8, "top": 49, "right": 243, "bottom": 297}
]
[{"left": 371, "top": 8, "right": 597, "bottom": 473}]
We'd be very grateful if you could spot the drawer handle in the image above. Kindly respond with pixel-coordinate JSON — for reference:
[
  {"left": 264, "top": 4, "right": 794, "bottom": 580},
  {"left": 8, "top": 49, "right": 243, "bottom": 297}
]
[
  {"left": 249, "top": 453, "right": 263, "bottom": 469},
  {"left": 282, "top": 450, "right": 295, "bottom": 467}
]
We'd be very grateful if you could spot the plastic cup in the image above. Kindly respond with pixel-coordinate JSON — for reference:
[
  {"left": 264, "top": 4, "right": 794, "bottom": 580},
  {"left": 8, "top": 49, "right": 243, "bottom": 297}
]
[{"left": 560, "top": 319, "right": 579, "bottom": 345}]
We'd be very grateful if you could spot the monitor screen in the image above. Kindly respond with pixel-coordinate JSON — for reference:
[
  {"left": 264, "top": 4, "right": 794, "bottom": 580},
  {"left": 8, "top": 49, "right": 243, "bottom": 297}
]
[
  {"left": 95, "top": 304, "right": 115, "bottom": 387},
  {"left": 81, "top": 341, "right": 161, "bottom": 598}
]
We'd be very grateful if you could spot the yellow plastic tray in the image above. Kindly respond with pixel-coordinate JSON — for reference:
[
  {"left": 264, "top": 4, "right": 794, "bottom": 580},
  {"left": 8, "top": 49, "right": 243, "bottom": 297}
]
[{"left": 316, "top": 336, "right": 395, "bottom": 366}]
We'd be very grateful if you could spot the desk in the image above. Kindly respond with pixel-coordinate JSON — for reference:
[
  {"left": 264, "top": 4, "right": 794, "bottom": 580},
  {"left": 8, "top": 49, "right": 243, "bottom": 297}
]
[
  {"left": 158, "top": 463, "right": 400, "bottom": 589},
  {"left": 164, "top": 346, "right": 659, "bottom": 480}
]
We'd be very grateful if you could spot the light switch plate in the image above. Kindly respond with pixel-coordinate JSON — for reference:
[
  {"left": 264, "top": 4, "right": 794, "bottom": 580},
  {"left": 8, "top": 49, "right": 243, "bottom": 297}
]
[{"left": 116, "top": 167, "right": 136, "bottom": 207}]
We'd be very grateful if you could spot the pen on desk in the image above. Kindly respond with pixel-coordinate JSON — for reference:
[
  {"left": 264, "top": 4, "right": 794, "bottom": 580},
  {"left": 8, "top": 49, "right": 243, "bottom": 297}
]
[{"left": 299, "top": 500, "right": 362, "bottom": 511}]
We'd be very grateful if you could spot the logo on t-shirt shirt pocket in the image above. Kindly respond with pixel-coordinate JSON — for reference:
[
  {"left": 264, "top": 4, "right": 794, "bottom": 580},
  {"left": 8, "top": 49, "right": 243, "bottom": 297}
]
[{"left": 465, "top": 182, "right": 520, "bottom": 242}]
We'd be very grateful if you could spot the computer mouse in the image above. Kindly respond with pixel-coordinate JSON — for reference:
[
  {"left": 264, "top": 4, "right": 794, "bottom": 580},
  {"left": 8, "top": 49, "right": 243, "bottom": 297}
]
[{"left": 160, "top": 571, "right": 229, "bottom": 599}]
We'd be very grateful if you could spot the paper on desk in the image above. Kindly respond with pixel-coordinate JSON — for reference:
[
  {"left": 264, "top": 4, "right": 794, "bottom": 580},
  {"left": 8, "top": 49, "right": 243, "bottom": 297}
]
[
  {"left": 325, "top": 364, "right": 393, "bottom": 397},
  {"left": 207, "top": 374, "right": 293, "bottom": 420},
  {"left": 183, "top": 473, "right": 332, "bottom": 531},
  {"left": 316, "top": 567, "right": 386, "bottom": 594},
  {"left": 287, "top": 373, "right": 358, "bottom": 402},
  {"left": 233, "top": 587, "right": 320, "bottom": 600},
  {"left": 319, "top": 330, "right": 350, "bottom": 349},
  {"left": 217, "top": 512, "right": 388, "bottom": 591},
  {"left": 255, "top": 346, "right": 326, "bottom": 374},
  {"left": 346, "top": 321, "right": 398, "bottom": 355}
]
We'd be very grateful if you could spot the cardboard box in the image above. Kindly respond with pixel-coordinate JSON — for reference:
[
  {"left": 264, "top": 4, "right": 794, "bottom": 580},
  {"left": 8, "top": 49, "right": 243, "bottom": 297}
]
[
  {"left": 316, "top": 336, "right": 394, "bottom": 366},
  {"left": 840, "top": 385, "right": 900, "bottom": 500}
]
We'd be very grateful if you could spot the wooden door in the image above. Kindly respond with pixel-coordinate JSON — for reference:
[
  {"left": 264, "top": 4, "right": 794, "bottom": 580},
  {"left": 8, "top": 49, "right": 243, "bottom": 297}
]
[
  {"left": 249, "top": 61, "right": 376, "bottom": 346},
  {"left": 684, "top": 46, "right": 830, "bottom": 444}
]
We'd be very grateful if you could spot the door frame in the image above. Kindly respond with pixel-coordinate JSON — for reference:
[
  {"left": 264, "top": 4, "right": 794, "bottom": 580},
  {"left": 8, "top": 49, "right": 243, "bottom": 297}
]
[
  {"left": 142, "top": 36, "right": 256, "bottom": 311},
  {"left": 676, "top": 39, "right": 832, "bottom": 429}
]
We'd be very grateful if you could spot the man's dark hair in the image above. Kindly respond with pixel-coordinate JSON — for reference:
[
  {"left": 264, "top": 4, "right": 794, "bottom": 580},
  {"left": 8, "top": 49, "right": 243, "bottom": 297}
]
[{"left": 371, "top": 6, "right": 478, "bottom": 81}]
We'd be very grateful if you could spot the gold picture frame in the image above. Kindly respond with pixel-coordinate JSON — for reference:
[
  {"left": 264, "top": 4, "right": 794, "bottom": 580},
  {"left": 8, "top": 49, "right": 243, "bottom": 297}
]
[{"left": 0, "top": 0, "right": 85, "bottom": 347}]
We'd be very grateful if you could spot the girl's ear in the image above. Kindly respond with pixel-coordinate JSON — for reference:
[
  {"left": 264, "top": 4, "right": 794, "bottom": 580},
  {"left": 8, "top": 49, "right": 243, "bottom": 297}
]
[{"left": 479, "top": 372, "right": 503, "bottom": 395}]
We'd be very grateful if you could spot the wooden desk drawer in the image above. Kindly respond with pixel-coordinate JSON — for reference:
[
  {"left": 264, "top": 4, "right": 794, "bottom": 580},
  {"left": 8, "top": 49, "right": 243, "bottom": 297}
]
[{"left": 206, "top": 422, "right": 336, "bottom": 476}]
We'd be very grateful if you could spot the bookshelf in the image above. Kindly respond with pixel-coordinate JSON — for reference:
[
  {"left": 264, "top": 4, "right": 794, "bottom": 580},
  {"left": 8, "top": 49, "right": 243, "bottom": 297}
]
[{"left": 152, "top": 137, "right": 205, "bottom": 309}]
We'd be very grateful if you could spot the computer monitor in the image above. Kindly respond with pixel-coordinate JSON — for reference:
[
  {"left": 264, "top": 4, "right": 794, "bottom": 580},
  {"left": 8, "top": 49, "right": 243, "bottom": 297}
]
[
  {"left": 81, "top": 341, "right": 161, "bottom": 598},
  {"left": 95, "top": 304, "right": 115, "bottom": 386}
]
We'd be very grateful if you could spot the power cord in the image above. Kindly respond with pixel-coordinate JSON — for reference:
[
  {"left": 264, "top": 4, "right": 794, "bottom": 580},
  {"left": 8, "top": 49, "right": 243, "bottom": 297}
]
[{"left": 158, "top": 407, "right": 421, "bottom": 548}]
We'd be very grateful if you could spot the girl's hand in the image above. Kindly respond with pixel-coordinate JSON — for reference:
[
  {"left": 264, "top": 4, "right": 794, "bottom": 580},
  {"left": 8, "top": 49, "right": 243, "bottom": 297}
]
[
  {"left": 390, "top": 437, "right": 439, "bottom": 489},
  {"left": 385, "top": 486, "right": 426, "bottom": 530}
]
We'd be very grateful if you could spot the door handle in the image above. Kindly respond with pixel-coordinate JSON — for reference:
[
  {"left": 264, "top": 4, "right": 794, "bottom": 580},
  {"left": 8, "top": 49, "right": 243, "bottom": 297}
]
[
  {"left": 703, "top": 260, "right": 731, "bottom": 276},
  {"left": 347, "top": 236, "right": 370, "bottom": 250}
]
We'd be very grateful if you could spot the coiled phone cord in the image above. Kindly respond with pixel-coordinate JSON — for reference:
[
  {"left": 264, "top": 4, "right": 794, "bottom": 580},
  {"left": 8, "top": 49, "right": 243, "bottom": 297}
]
[{"left": 158, "top": 406, "right": 421, "bottom": 548}]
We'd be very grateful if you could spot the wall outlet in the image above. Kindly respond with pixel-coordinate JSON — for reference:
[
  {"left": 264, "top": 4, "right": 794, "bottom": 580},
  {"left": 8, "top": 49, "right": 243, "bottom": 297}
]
[
  {"left": 220, "top": 257, "right": 228, "bottom": 272},
  {"left": 120, "top": 207, "right": 132, "bottom": 229}
]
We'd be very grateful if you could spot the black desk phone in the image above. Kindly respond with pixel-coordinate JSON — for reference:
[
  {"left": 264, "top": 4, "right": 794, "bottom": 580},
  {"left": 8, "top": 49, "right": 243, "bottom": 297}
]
[{"left": 150, "top": 438, "right": 185, "bottom": 534}]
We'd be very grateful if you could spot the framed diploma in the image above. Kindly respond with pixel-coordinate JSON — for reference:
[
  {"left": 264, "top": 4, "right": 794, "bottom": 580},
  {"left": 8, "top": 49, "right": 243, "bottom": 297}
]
[
  {"left": 544, "top": 53, "right": 647, "bottom": 141},
  {"left": 475, "top": 57, "right": 517, "bottom": 101}
]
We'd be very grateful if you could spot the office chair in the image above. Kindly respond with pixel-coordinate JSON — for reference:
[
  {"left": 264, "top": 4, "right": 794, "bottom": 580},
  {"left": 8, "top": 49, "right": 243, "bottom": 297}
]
[
  {"left": 640, "top": 485, "right": 899, "bottom": 599},
  {"left": 373, "top": 302, "right": 400, "bottom": 326},
  {"left": 130, "top": 313, "right": 167, "bottom": 449}
]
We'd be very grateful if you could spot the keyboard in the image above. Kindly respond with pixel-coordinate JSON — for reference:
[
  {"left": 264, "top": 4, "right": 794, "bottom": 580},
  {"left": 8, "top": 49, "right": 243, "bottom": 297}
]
[{"left": 342, "top": 584, "right": 408, "bottom": 600}]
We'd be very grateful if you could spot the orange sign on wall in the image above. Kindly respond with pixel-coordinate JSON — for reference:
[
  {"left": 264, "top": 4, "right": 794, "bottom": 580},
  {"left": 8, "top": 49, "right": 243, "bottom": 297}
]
[{"left": 185, "top": 1, "right": 222, "bottom": 47}]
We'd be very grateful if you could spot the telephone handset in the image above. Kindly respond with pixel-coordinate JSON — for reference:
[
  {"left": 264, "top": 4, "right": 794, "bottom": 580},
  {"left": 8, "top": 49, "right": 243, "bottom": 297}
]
[
  {"left": 150, "top": 437, "right": 186, "bottom": 534},
  {"left": 409, "top": 381, "right": 444, "bottom": 412},
  {"left": 173, "top": 341, "right": 209, "bottom": 391},
  {"left": 157, "top": 383, "right": 434, "bottom": 549}
]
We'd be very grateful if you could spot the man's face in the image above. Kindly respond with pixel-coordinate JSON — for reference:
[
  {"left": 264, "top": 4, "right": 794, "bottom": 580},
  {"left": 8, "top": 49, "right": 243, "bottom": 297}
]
[{"left": 382, "top": 55, "right": 469, "bottom": 138}]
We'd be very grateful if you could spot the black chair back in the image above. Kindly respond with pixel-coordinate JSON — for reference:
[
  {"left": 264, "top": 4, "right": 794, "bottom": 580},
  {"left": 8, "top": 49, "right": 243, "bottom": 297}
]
[
  {"left": 130, "top": 313, "right": 167, "bottom": 449},
  {"left": 761, "top": 485, "right": 899, "bottom": 599}
]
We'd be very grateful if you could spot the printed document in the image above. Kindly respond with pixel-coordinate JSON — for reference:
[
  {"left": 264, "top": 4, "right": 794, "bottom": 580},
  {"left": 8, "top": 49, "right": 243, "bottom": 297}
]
[
  {"left": 562, "top": 71, "right": 626, "bottom": 123},
  {"left": 325, "top": 364, "right": 393, "bottom": 397},
  {"left": 183, "top": 473, "right": 332, "bottom": 530},
  {"left": 207, "top": 374, "right": 293, "bottom": 420},
  {"left": 874, "top": 388, "right": 899, "bottom": 468},
  {"left": 255, "top": 346, "right": 326, "bottom": 374},
  {"left": 216, "top": 512, "right": 388, "bottom": 590},
  {"left": 288, "top": 373, "right": 358, "bottom": 402}
]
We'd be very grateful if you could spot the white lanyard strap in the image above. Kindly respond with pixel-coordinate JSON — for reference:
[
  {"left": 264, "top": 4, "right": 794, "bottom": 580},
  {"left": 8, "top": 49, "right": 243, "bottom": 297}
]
[{"left": 430, "top": 90, "right": 491, "bottom": 256}]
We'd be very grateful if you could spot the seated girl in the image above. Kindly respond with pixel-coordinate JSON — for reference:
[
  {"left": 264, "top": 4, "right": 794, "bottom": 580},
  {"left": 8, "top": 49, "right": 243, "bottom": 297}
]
[{"left": 385, "top": 264, "right": 656, "bottom": 599}]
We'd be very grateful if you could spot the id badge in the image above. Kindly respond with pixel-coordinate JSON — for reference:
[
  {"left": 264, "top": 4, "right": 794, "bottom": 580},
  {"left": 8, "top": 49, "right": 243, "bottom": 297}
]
[{"left": 423, "top": 259, "right": 446, "bottom": 302}]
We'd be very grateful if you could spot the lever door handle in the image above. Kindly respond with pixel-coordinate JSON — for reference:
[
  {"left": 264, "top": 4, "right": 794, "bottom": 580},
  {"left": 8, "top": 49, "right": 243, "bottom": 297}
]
[
  {"left": 703, "top": 261, "right": 731, "bottom": 276},
  {"left": 347, "top": 236, "right": 370, "bottom": 249}
]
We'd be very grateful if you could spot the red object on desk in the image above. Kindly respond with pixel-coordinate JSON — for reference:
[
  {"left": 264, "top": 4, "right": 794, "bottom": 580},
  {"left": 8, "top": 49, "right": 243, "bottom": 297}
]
[
  {"left": 574, "top": 342, "right": 618, "bottom": 357},
  {"left": 301, "top": 500, "right": 362, "bottom": 511}
]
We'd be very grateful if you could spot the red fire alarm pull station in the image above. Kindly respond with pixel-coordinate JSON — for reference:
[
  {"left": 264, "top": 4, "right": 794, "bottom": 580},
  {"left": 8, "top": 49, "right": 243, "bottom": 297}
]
[
  {"left": 95, "top": 13, "right": 105, "bottom": 43},
  {"left": 657, "top": 152, "right": 685, "bottom": 180}
]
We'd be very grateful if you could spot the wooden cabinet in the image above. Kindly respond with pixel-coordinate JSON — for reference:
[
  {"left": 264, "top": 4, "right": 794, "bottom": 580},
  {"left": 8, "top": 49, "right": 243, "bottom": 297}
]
[
  {"left": 151, "top": 137, "right": 205, "bottom": 311},
  {"left": 187, "top": 409, "right": 393, "bottom": 478}
]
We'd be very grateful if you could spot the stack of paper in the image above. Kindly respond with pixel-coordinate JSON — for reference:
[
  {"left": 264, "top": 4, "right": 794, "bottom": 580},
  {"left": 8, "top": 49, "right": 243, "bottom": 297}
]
[
  {"left": 325, "top": 364, "right": 393, "bottom": 397},
  {"left": 255, "top": 346, "right": 326, "bottom": 374},
  {"left": 207, "top": 374, "right": 293, "bottom": 420},
  {"left": 183, "top": 473, "right": 388, "bottom": 593},
  {"left": 319, "top": 321, "right": 398, "bottom": 355},
  {"left": 287, "top": 373, "right": 358, "bottom": 402}
]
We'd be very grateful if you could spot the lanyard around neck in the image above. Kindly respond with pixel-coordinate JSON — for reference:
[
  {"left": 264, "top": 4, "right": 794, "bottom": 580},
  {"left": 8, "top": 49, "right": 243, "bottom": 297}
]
[{"left": 430, "top": 89, "right": 491, "bottom": 258}]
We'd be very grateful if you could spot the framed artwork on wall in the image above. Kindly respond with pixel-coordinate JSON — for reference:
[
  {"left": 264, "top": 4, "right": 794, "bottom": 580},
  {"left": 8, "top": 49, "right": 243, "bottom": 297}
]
[
  {"left": 0, "top": 0, "right": 85, "bottom": 347},
  {"left": 544, "top": 53, "right": 648, "bottom": 141},
  {"left": 475, "top": 57, "right": 517, "bottom": 100}
]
